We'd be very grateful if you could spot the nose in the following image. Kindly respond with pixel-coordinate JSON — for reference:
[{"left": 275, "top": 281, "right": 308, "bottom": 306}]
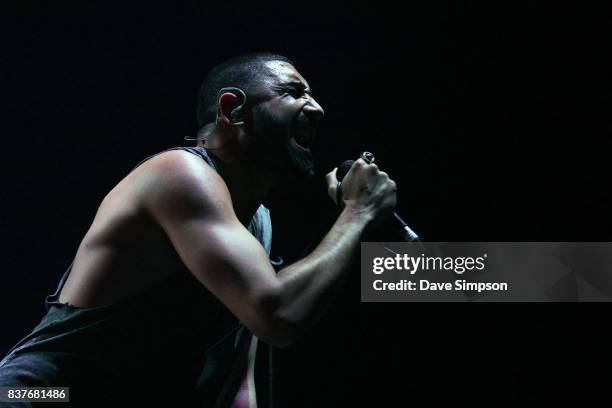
[{"left": 302, "top": 97, "right": 325, "bottom": 123}]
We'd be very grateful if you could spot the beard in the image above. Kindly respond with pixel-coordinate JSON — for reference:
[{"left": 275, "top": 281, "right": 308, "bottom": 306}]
[{"left": 245, "top": 108, "right": 315, "bottom": 179}]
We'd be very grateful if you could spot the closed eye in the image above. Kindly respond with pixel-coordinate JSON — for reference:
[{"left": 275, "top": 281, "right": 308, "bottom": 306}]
[
  {"left": 286, "top": 88, "right": 303, "bottom": 97},
  {"left": 282, "top": 82, "right": 313, "bottom": 98}
]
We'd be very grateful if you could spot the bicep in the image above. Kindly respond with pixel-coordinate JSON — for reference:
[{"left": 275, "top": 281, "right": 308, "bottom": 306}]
[
  {"left": 166, "top": 214, "right": 279, "bottom": 316},
  {"left": 138, "top": 152, "right": 280, "bottom": 338}
]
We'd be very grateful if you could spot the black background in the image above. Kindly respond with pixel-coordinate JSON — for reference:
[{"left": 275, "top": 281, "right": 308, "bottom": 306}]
[{"left": 2, "top": 2, "right": 611, "bottom": 405}]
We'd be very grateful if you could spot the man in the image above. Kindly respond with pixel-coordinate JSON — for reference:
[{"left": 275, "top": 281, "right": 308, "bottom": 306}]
[{"left": 0, "top": 53, "right": 396, "bottom": 406}]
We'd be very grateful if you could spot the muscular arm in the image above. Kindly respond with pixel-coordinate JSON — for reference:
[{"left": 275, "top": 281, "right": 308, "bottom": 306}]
[
  {"left": 272, "top": 207, "right": 369, "bottom": 341},
  {"left": 138, "top": 151, "right": 395, "bottom": 347}
]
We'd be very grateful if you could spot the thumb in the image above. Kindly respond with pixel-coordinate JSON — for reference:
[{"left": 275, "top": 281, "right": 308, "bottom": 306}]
[
  {"left": 325, "top": 167, "right": 339, "bottom": 185},
  {"left": 325, "top": 167, "right": 340, "bottom": 205}
]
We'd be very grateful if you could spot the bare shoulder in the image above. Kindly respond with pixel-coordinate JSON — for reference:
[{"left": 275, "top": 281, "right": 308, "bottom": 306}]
[
  {"left": 134, "top": 149, "right": 225, "bottom": 190},
  {"left": 131, "top": 150, "right": 232, "bottom": 221}
]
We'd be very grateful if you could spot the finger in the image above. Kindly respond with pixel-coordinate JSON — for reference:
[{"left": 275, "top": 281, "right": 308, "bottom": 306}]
[
  {"left": 325, "top": 167, "right": 339, "bottom": 184},
  {"left": 352, "top": 158, "right": 367, "bottom": 169},
  {"left": 325, "top": 168, "right": 341, "bottom": 205},
  {"left": 366, "top": 163, "right": 379, "bottom": 174}
]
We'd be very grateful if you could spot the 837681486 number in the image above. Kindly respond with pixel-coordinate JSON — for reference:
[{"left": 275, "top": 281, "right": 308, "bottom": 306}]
[{"left": 0, "top": 387, "right": 69, "bottom": 402}]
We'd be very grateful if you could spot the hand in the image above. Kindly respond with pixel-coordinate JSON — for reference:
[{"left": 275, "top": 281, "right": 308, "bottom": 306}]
[{"left": 326, "top": 159, "right": 397, "bottom": 227}]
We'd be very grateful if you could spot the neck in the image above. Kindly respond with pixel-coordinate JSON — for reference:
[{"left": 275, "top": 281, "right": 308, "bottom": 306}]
[{"left": 201, "top": 144, "right": 279, "bottom": 226}]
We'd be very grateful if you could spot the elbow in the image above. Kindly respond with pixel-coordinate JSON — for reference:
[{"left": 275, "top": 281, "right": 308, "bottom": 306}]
[{"left": 250, "top": 288, "right": 304, "bottom": 348}]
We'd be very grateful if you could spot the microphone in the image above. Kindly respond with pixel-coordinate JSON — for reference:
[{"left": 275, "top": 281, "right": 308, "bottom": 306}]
[{"left": 336, "top": 160, "right": 421, "bottom": 242}]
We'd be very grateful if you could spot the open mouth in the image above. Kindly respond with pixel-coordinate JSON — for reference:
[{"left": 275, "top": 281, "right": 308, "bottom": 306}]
[{"left": 292, "top": 125, "right": 315, "bottom": 149}]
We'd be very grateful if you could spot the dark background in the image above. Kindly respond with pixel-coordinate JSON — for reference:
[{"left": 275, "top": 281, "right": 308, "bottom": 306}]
[{"left": 2, "top": 2, "right": 611, "bottom": 405}]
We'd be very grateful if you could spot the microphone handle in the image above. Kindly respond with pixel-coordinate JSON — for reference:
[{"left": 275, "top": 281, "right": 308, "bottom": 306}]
[{"left": 393, "top": 212, "right": 420, "bottom": 242}]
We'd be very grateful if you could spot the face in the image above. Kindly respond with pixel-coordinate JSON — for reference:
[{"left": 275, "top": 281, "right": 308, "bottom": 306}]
[{"left": 243, "top": 61, "right": 325, "bottom": 178}]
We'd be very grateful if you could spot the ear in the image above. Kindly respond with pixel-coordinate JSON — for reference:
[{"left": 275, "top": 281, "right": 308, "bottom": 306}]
[{"left": 217, "top": 87, "right": 246, "bottom": 126}]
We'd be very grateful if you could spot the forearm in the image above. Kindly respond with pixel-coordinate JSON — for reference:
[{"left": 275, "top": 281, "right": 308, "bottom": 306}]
[{"left": 273, "top": 207, "right": 371, "bottom": 338}]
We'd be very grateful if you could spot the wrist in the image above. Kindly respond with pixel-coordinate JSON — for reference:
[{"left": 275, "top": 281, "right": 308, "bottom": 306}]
[{"left": 339, "top": 205, "right": 374, "bottom": 227}]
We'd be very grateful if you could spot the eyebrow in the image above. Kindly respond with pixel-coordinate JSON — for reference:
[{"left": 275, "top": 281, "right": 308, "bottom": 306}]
[{"left": 283, "top": 81, "right": 313, "bottom": 94}]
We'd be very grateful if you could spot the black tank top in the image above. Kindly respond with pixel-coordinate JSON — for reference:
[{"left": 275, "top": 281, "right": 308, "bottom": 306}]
[{"left": 0, "top": 147, "right": 274, "bottom": 407}]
